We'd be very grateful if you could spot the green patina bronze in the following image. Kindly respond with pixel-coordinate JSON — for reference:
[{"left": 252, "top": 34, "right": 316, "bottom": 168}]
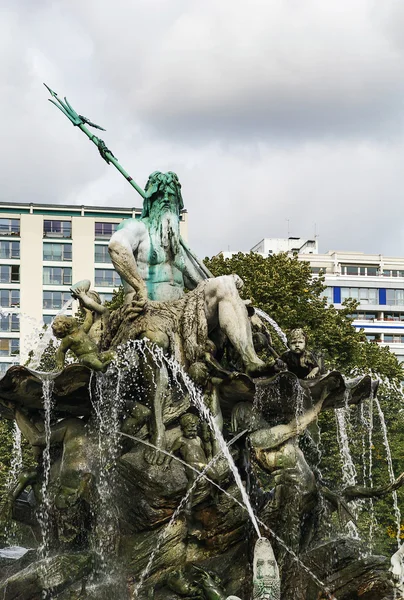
[{"left": 44, "top": 84, "right": 212, "bottom": 282}]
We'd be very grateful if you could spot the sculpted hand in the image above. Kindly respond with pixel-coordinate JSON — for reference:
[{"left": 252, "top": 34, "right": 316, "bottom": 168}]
[{"left": 70, "top": 286, "right": 87, "bottom": 300}]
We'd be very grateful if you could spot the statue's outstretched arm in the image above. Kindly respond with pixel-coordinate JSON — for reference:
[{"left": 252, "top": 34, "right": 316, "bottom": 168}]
[
  {"left": 250, "top": 398, "right": 324, "bottom": 450},
  {"left": 343, "top": 472, "right": 404, "bottom": 500},
  {"left": 72, "top": 288, "right": 108, "bottom": 315},
  {"left": 15, "top": 409, "right": 67, "bottom": 447},
  {"left": 81, "top": 308, "right": 93, "bottom": 334}
]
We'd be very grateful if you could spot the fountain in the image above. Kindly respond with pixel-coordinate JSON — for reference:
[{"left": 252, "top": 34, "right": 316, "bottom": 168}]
[{"left": 0, "top": 86, "right": 402, "bottom": 600}]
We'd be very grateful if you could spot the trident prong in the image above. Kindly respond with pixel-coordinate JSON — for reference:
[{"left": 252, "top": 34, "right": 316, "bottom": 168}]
[{"left": 44, "top": 83, "right": 105, "bottom": 130}]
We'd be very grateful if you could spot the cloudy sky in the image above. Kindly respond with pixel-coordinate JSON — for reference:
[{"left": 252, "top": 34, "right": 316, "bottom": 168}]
[{"left": 2, "top": 0, "right": 404, "bottom": 258}]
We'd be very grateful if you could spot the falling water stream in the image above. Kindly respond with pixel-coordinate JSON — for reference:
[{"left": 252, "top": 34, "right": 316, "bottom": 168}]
[
  {"left": 29, "top": 298, "right": 73, "bottom": 370},
  {"left": 254, "top": 307, "right": 288, "bottom": 348},
  {"left": 374, "top": 398, "right": 402, "bottom": 546},
  {"left": 37, "top": 378, "right": 54, "bottom": 559},
  {"left": 335, "top": 397, "right": 359, "bottom": 539}
]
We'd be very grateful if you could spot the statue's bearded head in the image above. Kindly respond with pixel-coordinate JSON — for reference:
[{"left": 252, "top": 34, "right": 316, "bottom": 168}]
[{"left": 142, "top": 171, "right": 184, "bottom": 257}]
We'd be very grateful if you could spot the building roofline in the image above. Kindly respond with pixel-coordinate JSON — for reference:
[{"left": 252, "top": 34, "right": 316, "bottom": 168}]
[{"left": 0, "top": 201, "right": 187, "bottom": 214}]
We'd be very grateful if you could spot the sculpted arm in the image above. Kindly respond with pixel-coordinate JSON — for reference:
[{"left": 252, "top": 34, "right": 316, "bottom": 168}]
[
  {"left": 250, "top": 399, "right": 324, "bottom": 450},
  {"left": 108, "top": 221, "right": 148, "bottom": 300},
  {"left": 15, "top": 409, "right": 66, "bottom": 447},
  {"left": 56, "top": 336, "right": 71, "bottom": 370},
  {"left": 182, "top": 247, "right": 205, "bottom": 290},
  {"left": 81, "top": 308, "right": 93, "bottom": 334},
  {"left": 72, "top": 289, "right": 108, "bottom": 315}
]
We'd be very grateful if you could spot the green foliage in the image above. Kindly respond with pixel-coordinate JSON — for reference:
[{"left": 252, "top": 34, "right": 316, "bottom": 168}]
[{"left": 105, "top": 285, "right": 125, "bottom": 311}]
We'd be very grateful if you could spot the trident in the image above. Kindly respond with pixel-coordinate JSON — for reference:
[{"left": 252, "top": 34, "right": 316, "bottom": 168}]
[{"left": 44, "top": 83, "right": 212, "bottom": 279}]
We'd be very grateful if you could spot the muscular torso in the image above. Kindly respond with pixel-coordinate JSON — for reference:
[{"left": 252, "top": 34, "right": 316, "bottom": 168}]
[
  {"left": 115, "top": 217, "right": 202, "bottom": 301},
  {"left": 254, "top": 440, "right": 316, "bottom": 492},
  {"left": 137, "top": 234, "right": 186, "bottom": 301}
]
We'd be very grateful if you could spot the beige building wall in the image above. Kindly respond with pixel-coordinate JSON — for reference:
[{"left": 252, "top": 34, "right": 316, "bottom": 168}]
[
  {"left": 72, "top": 217, "right": 95, "bottom": 285},
  {"left": 19, "top": 214, "right": 43, "bottom": 362}
]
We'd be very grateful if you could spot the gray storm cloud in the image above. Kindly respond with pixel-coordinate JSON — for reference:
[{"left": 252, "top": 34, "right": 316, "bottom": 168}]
[{"left": 1, "top": 0, "right": 404, "bottom": 257}]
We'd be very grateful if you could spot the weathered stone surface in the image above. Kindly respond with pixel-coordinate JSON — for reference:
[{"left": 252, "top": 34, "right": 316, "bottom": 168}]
[
  {"left": 303, "top": 538, "right": 396, "bottom": 600},
  {"left": 0, "top": 365, "right": 92, "bottom": 417},
  {"left": 0, "top": 552, "right": 93, "bottom": 600},
  {"left": 117, "top": 444, "right": 190, "bottom": 531}
]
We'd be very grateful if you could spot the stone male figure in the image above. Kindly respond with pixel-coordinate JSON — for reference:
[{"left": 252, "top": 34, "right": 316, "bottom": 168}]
[{"left": 108, "top": 170, "right": 270, "bottom": 377}]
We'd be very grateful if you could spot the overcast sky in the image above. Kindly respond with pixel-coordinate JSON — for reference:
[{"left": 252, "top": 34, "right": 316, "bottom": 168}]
[{"left": 2, "top": 0, "right": 404, "bottom": 258}]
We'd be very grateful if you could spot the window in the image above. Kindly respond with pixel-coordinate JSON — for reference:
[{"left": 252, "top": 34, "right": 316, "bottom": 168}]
[
  {"left": 366, "top": 334, "right": 381, "bottom": 342},
  {"left": 0, "top": 241, "right": 20, "bottom": 259},
  {"left": 94, "top": 269, "right": 121, "bottom": 287},
  {"left": 0, "top": 314, "right": 19, "bottom": 332},
  {"left": 43, "top": 243, "right": 72, "bottom": 261},
  {"left": 0, "top": 339, "right": 19, "bottom": 356},
  {"left": 98, "top": 293, "right": 113, "bottom": 303},
  {"left": 383, "top": 269, "right": 404, "bottom": 278},
  {"left": 0, "top": 219, "right": 19, "bottom": 236},
  {"left": 341, "top": 265, "right": 379, "bottom": 276},
  {"left": 43, "top": 267, "right": 72, "bottom": 286},
  {"left": 340, "top": 287, "right": 378, "bottom": 304},
  {"left": 384, "top": 335, "right": 404, "bottom": 344},
  {"left": 94, "top": 245, "right": 111, "bottom": 263},
  {"left": 43, "top": 291, "right": 71, "bottom": 309},
  {"left": 0, "top": 362, "right": 12, "bottom": 374},
  {"left": 0, "top": 266, "right": 20, "bottom": 284},
  {"left": 311, "top": 267, "right": 324, "bottom": 275},
  {"left": 43, "top": 220, "right": 71, "bottom": 238},
  {"left": 42, "top": 315, "right": 54, "bottom": 326},
  {"left": 0, "top": 290, "right": 20, "bottom": 307},
  {"left": 351, "top": 312, "right": 376, "bottom": 321},
  {"left": 384, "top": 312, "right": 404, "bottom": 321},
  {"left": 322, "top": 287, "right": 333, "bottom": 303},
  {"left": 95, "top": 222, "right": 118, "bottom": 239},
  {"left": 386, "top": 289, "right": 404, "bottom": 306}
]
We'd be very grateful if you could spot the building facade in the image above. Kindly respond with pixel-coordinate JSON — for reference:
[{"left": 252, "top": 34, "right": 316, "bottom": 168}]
[
  {"left": 219, "top": 239, "right": 404, "bottom": 365},
  {"left": 0, "top": 202, "right": 188, "bottom": 368},
  {"left": 218, "top": 236, "right": 318, "bottom": 260},
  {"left": 299, "top": 251, "right": 404, "bottom": 364}
]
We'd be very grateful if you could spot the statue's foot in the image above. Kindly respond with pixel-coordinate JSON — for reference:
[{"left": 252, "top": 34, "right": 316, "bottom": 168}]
[
  {"left": 144, "top": 434, "right": 167, "bottom": 466},
  {"left": 246, "top": 357, "right": 283, "bottom": 378}
]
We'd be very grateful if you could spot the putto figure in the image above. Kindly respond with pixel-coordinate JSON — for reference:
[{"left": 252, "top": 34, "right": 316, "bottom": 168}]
[
  {"left": 52, "top": 315, "right": 115, "bottom": 372},
  {"left": 281, "top": 328, "right": 320, "bottom": 380}
]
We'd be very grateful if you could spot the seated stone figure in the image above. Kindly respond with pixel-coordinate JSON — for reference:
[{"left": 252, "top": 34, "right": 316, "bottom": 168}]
[
  {"left": 107, "top": 171, "right": 272, "bottom": 378},
  {"left": 52, "top": 314, "right": 115, "bottom": 372},
  {"left": 281, "top": 328, "right": 320, "bottom": 380}
]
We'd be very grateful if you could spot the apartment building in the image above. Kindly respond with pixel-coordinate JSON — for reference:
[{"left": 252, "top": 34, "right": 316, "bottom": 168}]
[
  {"left": 218, "top": 239, "right": 404, "bottom": 364},
  {"left": 0, "top": 202, "right": 188, "bottom": 368},
  {"left": 299, "top": 251, "right": 404, "bottom": 364}
]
